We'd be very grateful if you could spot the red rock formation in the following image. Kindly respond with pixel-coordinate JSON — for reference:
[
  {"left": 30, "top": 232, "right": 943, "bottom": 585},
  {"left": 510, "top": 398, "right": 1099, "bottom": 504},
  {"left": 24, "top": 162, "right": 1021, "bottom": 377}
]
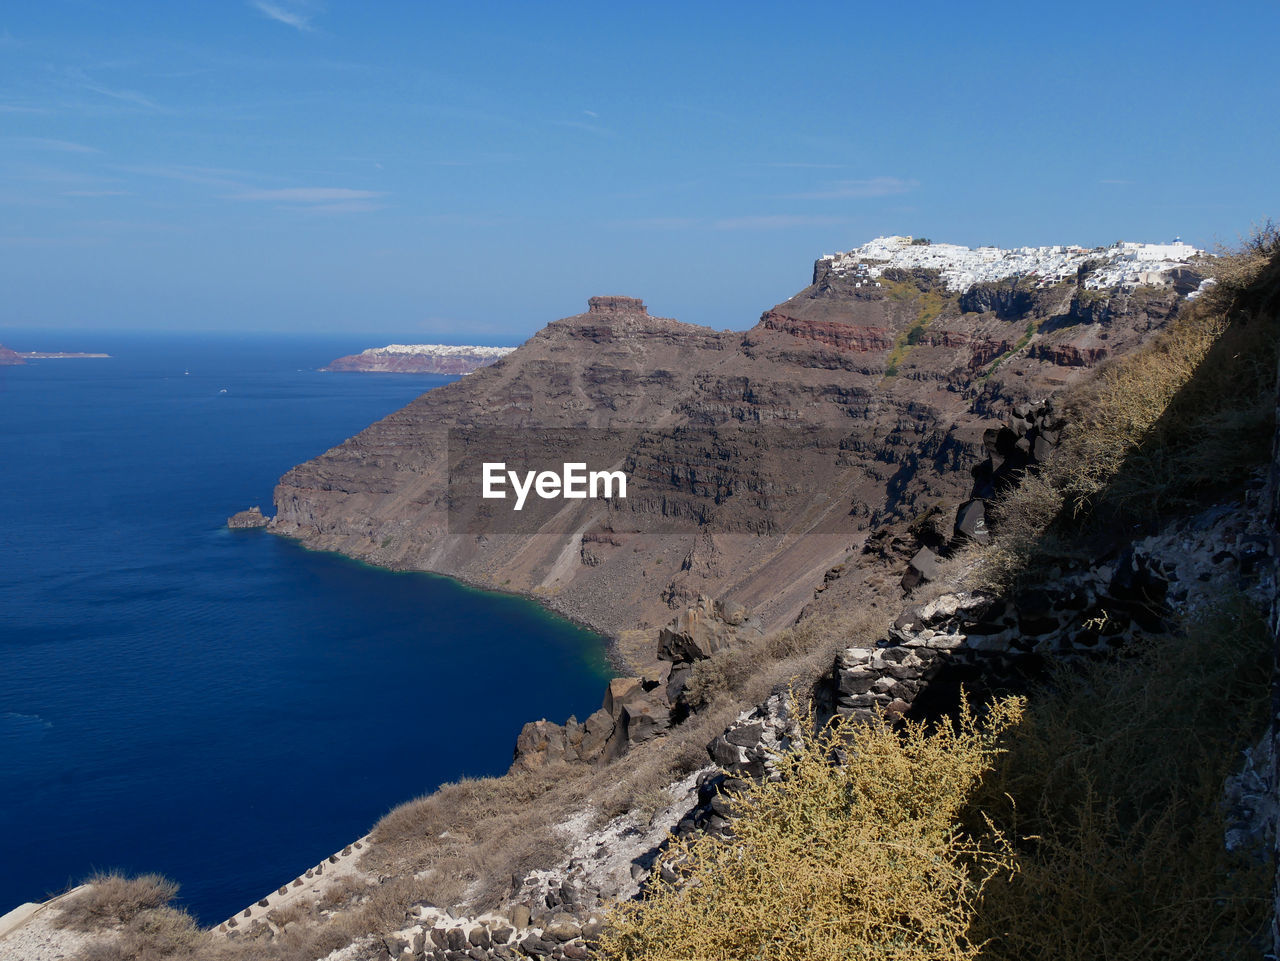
[
  {"left": 758, "top": 312, "right": 893, "bottom": 352},
  {"left": 922, "top": 331, "right": 971, "bottom": 348},
  {"left": 967, "top": 340, "right": 1013, "bottom": 369}
]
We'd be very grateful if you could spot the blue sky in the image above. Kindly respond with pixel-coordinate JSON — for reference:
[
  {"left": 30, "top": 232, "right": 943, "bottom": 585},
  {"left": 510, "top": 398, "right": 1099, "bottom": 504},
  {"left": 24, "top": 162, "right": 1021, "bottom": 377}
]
[{"left": 2, "top": 1, "right": 1277, "bottom": 340}]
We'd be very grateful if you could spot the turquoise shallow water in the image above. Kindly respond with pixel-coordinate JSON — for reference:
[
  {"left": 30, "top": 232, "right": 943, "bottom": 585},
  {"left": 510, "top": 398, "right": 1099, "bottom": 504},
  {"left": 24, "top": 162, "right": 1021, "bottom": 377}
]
[{"left": 0, "top": 331, "right": 612, "bottom": 923}]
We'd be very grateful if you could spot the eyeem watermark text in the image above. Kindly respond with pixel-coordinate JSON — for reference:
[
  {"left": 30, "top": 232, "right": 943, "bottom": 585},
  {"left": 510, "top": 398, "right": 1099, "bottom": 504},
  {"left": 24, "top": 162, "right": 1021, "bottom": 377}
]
[{"left": 482, "top": 462, "right": 627, "bottom": 511}]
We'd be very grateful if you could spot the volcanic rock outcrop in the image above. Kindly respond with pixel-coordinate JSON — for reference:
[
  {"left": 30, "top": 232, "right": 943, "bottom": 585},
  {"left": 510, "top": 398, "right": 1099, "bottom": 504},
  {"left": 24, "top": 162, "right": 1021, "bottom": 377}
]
[
  {"left": 271, "top": 240, "right": 1207, "bottom": 665},
  {"left": 227, "top": 507, "right": 271, "bottom": 529},
  {"left": 511, "top": 595, "right": 763, "bottom": 771}
]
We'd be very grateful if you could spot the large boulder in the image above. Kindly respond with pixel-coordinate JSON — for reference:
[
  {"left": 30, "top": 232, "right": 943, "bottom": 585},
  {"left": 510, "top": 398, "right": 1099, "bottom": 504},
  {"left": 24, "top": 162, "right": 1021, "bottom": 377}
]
[
  {"left": 620, "top": 698, "right": 671, "bottom": 745},
  {"left": 227, "top": 506, "right": 270, "bottom": 529},
  {"left": 901, "top": 546, "right": 943, "bottom": 590},
  {"left": 657, "top": 595, "right": 762, "bottom": 664},
  {"left": 953, "top": 499, "right": 990, "bottom": 546}
]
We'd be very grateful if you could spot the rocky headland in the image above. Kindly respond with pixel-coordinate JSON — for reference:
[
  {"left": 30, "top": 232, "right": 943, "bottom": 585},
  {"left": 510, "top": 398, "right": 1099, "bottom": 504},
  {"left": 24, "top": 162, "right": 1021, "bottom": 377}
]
[
  {"left": 272, "top": 240, "right": 1207, "bottom": 667},
  {"left": 323, "top": 344, "right": 516, "bottom": 375},
  {"left": 18, "top": 351, "right": 111, "bottom": 359}
]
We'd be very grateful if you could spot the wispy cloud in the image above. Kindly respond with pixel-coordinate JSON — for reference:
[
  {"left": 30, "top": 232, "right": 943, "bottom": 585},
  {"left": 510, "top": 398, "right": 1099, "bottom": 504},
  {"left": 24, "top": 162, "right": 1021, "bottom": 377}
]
[
  {"left": 554, "top": 119, "right": 616, "bottom": 137},
  {"left": 75, "top": 218, "right": 188, "bottom": 234},
  {"left": 251, "top": 1, "right": 317, "bottom": 31},
  {"left": 67, "top": 68, "right": 164, "bottom": 111},
  {"left": 119, "top": 164, "right": 252, "bottom": 188},
  {"left": 13, "top": 165, "right": 121, "bottom": 189},
  {"left": 756, "top": 162, "right": 847, "bottom": 169},
  {"left": 303, "top": 201, "right": 387, "bottom": 214},
  {"left": 0, "top": 235, "right": 99, "bottom": 248},
  {"left": 64, "top": 190, "right": 130, "bottom": 197},
  {"left": 788, "top": 176, "right": 918, "bottom": 200},
  {"left": 0, "top": 190, "right": 61, "bottom": 207},
  {"left": 10, "top": 137, "right": 101, "bottom": 154},
  {"left": 713, "top": 214, "right": 850, "bottom": 231},
  {"left": 615, "top": 216, "right": 700, "bottom": 230},
  {"left": 229, "top": 187, "right": 384, "bottom": 203},
  {"left": 117, "top": 165, "right": 386, "bottom": 213},
  {"left": 82, "top": 82, "right": 160, "bottom": 110}
]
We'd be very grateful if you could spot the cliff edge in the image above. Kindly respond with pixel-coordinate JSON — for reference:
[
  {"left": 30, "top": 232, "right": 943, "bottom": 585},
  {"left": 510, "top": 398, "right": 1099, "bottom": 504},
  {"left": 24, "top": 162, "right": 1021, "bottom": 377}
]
[{"left": 271, "top": 238, "right": 1206, "bottom": 665}]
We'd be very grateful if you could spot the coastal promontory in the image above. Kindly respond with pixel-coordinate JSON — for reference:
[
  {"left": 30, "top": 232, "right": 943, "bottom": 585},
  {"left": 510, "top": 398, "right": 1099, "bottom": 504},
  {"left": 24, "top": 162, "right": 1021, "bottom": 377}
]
[
  {"left": 322, "top": 343, "right": 515, "bottom": 374},
  {"left": 272, "top": 238, "right": 1210, "bottom": 648},
  {"left": 0, "top": 343, "right": 110, "bottom": 363}
]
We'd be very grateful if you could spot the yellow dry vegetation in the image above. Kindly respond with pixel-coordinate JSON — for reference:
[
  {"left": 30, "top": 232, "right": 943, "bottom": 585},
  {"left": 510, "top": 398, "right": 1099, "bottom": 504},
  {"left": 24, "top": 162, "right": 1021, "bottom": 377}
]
[{"left": 601, "top": 697, "right": 1025, "bottom": 961}]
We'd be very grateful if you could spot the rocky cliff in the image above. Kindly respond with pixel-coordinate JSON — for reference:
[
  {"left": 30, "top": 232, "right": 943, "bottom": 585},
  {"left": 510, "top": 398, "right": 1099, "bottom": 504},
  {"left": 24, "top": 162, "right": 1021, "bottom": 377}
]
[
  {"left": 271, "top": 241, "right": 1207, "bottom": 666},
  {"left": 10, "top": 235, "right": 1269, "bottom": 961},
  {"left": 0, "top": 344, "right": 24, "bottom": 366},
  {"left": 323, "top": 344, "right": 516, "bottom": 374}
]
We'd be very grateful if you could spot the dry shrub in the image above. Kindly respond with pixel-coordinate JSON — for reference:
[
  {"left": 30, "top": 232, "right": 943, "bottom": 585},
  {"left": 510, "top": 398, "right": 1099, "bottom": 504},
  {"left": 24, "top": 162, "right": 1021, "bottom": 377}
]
[
  {"left": 970, "top": 597, "right": 1271, "bottom": 960},
  {"left": 1206, "top": 219, "right": 1280, "bottom": 312},
  {"left": 60, "top": 874, "right": 204, "bottom": 961},
  {"left": 314, "top": 875, "right": 368, "bottom": 912},
  {"left": 684, "top": 609, "right": 885, "bottom": 714},
  {"left": 363, "top": 764, "right": 598, "bottom": 912},
  {"left": 58, "top": 873, "right": 180, "bottom": 930},
  {"left": 113, "top": 906, "right": 203, "bottom": 959},
  {"left": 681, "top": 654, "right": 732, "bottom": 711},
  {"left": 601, "top": 696, "right": 1025, "bottom": 961},
  {"left": 195, "top": 877, "right": 426, "bottom": 961},
  {"left": 264, "top": 902, "right": 309, "bottom": 928},
  {"left": 984, "top": 233, "right": 1280, "bottom": 582}
]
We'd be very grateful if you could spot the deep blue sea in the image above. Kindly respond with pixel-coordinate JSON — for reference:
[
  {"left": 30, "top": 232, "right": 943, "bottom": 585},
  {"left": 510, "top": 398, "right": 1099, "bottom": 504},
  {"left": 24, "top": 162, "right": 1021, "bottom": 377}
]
[{"left": 0, "top": 331, "right": 612, "bottom": 924}]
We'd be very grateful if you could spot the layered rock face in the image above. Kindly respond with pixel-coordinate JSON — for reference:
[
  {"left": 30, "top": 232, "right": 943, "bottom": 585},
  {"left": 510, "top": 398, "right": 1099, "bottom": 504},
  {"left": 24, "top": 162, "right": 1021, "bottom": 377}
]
[{"left": 271, "top": 242, "right": 1204, "bottom": 654}]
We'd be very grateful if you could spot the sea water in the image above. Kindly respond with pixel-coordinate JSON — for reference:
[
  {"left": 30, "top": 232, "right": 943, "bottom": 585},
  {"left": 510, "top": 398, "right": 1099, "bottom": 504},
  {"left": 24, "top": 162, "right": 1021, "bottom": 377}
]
[{"left": 0, "top": 331, "right": 612, "bottom": 923}]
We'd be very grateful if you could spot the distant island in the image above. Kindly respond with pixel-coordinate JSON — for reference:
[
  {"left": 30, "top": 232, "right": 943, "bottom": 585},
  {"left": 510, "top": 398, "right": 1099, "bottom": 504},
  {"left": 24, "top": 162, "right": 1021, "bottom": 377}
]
[
  {"left": 0, "top": 343, "right": 111, "bottom": 365},
  {"left": 322, "top": 343, "right": 515, "bottom": 374}
]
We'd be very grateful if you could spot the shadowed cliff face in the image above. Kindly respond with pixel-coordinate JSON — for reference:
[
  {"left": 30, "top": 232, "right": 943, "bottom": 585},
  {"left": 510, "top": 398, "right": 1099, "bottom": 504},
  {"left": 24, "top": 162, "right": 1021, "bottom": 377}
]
[{"left": 271, "top": 270, "right": 1190, "bottom": 660}]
